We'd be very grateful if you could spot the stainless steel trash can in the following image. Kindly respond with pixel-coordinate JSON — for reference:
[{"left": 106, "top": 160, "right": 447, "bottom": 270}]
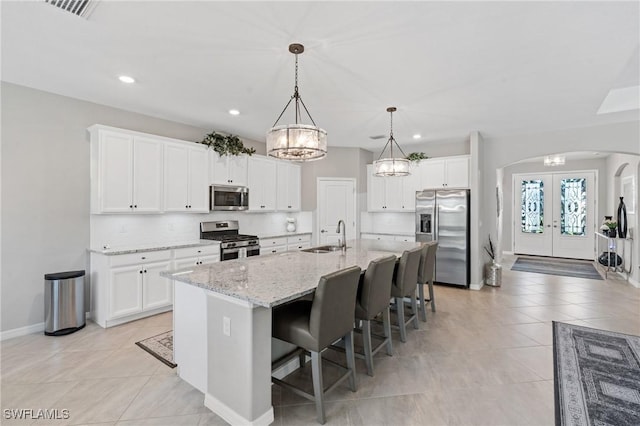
[{"left": 44, "top": 270, "right": 86, "bottom": 336}]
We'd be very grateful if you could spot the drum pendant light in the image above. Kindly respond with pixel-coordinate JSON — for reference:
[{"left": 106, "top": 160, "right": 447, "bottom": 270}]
[
  {"left": 266, "top": 43, "right": 327, "bottom": 162},
  {"left": 373, "top": 107, "right": 411, "bottom": 176}
]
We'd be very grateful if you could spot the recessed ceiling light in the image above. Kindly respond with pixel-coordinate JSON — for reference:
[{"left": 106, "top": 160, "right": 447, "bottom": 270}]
[
  {"left": 118, "top": 75, "right": 135, "bottom": 84},
  {"left": 228, "top": 109, "right": 240, "bottom": 116},
  {"left": 413, "top": 134, "right": 421, "bottom": 139}
]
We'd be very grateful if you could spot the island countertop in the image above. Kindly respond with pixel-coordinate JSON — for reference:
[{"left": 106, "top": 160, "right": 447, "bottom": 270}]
[{"left": 161, "top": 239, "right": 421, "bottom": 308}]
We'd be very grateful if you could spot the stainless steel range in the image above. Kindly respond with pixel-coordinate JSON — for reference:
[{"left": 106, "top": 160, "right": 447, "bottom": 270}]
[{"left": 200, "top": 220, "right": 260, "bottom": 261}]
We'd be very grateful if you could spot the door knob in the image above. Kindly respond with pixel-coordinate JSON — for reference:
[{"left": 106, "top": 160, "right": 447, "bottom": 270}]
[{"left": 320, "top": 229, "right": 327, "bottom": 233}]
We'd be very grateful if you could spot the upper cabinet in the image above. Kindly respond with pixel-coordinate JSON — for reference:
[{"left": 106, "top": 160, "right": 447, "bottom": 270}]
[
  {"left": 164, "top": 143, "right": 209, "bottom": 213},
  {"left": 419, "top": 156, "right": 469, "bottom": 189},
  {"left": 247, "top": 156, "right": 277, "bottom": 211},
  {"left": 276, "top": 162, "right": 301, "bottom": 211},
  {"left": 367, "top": 164, "right": 420, "bottom": 212},
  {"left": 210, "top": 151, "right": 248, "bottom": 186},
  {"left": 90, "top": 127, "right": 164, "bottom": 214}
]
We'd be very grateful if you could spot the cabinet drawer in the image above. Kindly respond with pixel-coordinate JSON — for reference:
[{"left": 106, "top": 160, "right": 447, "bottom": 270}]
[
  {"left": 173, "top": 245, "right": 220, "bottom": 259},
  {"left": 287, "top": 234, "right": 311, "bottom": 244},
  {"left": 287, "top": 242, "right": 311, "bottom": 251},
  {"left": 261, "top": 237, "right": 288, "bottom": 247},
  {"left": 264, "top": 245, "right": 287, "bottom": 255},
  {"left": 109, "top": 250, "right": 171, "bottom": 267}
]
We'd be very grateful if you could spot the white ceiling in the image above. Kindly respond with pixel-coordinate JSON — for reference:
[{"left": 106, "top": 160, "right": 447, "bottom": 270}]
[{"left": 2, "top": 1, "right": 639, "bottom": 150}]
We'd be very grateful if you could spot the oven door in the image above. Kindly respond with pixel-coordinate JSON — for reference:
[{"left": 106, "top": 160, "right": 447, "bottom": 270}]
[
  {"left": 221, "top": 248, "right": 239, "bottom": 261},
  {"left": 247, "top": 246, "right": 260, "bottom": 257}
]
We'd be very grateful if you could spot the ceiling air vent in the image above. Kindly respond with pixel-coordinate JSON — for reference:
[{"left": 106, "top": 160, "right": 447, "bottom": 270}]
[
  {"left": 44, "top": 0, "right": 96, "bottom": 18},
  {"left": 369, "top": 135, "right": 386, "bottom": 140}
]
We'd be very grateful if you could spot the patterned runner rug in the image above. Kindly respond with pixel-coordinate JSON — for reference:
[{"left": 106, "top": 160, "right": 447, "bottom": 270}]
[
  {"left": 553, "top": 322, "right": 640, "bottom": 425},
  {"left": 136, "top": 330, "right": 176, "bottom": 368},
  {"left": 511, "top": 257, "right": 603, "bottom": 280}
]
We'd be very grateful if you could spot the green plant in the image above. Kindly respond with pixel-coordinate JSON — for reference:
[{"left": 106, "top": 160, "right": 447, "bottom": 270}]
[
  {"left": 199, "top": 131, "right": 256, "bottom": 156},
  {"left": 405, "top": 152, "right": 428, "bottom": 162},
  {"left": 606, "top": 220, "right": 618, "bottom": 230}
]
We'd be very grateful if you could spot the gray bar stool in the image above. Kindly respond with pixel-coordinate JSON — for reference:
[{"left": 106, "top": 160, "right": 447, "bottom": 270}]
[
  {"left": 355, "top": 255, "right": 397, "bottom": 376},
  {"left": 390, "top": 247, "right": 422, "bottom": 342},
  {"left": 272, "top": 266, "right": 362, "bottom": 424},
  {"left": 417, "top": 241, "right": 438, "bottom": 321}
]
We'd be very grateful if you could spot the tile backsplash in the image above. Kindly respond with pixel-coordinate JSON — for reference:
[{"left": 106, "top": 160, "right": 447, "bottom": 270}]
[
  {"left": 90, "top": 211, "right": 312, "bottom": 250},
  {"left": 360, "top": 212, "right": 415, "bottom": 235}
]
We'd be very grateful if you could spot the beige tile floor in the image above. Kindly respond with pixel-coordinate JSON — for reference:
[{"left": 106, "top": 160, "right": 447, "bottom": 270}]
[{"left": 2, "top": 255, "right": 639, "bottom": 425}]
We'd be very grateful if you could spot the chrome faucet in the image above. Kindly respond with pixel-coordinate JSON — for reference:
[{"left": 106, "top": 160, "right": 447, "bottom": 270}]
[{"left": 336, "top": 220, "right": 346, "bottom": 252}]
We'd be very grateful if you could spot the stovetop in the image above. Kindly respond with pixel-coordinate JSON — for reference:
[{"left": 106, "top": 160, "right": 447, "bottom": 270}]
[{"left": 202, "top": 234, "right": 258, "bottom": 243}]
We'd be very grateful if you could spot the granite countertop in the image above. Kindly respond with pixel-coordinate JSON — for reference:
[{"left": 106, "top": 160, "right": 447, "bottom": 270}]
[
  {"left": 259, "top": 231, "right": 312, "bottom": 239},
  {"left": 89, "top": 240, "right": 219, "bottom": 255},
  {"left": 162, "top": 239, "right": 421, "bottom": 308}
]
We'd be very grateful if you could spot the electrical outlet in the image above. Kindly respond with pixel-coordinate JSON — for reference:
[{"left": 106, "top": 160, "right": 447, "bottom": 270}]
[{"left": 223, "top": 316, "right": 231, "bottom": 336}]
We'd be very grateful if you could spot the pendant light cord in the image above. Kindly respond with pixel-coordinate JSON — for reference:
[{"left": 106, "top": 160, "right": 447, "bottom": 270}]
[
  {"left": 272, "top": 51, "right": 318, "bottom": 128},
  {"left": 376, "top": 108, "right": 408, "bottom": 161}
]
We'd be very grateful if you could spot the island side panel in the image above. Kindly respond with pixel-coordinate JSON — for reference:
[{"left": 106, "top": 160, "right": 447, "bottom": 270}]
[{"left": 204, "top": 292, "right": 274, "bottom": 426}]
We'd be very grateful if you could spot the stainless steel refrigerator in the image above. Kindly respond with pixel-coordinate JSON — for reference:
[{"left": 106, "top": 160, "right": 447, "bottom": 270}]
[{"left": 415, "top": 189, "right": 470, "bottom": 287}]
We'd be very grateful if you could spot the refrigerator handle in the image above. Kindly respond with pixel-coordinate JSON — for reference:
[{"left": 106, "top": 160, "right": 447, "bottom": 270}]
[{"left": 433, "top": 201, "right": 438, "bottom": 241}]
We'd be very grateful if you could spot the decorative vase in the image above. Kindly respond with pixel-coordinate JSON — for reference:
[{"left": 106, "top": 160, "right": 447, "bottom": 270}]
[
  {"left": 617, "top": 197, "right": 627, "bottom": 239},
  {"left": 598, "top": 252, "right": 623, "bottom": 268},
  {"left": 286, "top": 218, "right": 296, "bottom": 232}
]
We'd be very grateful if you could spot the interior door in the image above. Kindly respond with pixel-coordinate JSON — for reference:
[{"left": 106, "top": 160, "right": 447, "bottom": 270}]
[
  {"left": 514, "top": 171, "right": 595, "bottom": 260},
  {"left": 317, "top": 178, "right": 356, "bottom": 245}
]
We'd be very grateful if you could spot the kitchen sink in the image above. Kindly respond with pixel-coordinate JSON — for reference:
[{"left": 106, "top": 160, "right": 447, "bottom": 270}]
[{"left": 301, "top": 245, "right": 348, "bottom": 253}]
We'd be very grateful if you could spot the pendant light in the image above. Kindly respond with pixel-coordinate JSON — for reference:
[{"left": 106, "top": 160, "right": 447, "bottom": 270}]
[
  {"left": 373, "top": 107, "right": 411, "bottom": 176},
  {"left": 266, "top": 43, "right": 327, "bottom": 162}
]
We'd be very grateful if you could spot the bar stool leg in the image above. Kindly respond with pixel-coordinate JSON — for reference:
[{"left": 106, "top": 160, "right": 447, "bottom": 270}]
[
  {"left": 382, "top": 306, "right": 393, "bottom": 356},
  {"left": 418, "top": 283, "right": 427, "bottom": 322},
  {"left": 395, "top": 297, "right": 407, "bottom": 342},
  {"left": 344, "top": 331, "right": 357, "bottom": 391},
  {"left": 311, "top": 351, "right": 326, "bottom": 424},
  {"left": 411, "top": 293, "right": 419, "bottom": 330},
  {"left": 428, "top": 280, "right": 436, "bottom": 312},
  {"left": 299, "top": 352, "right": 307, "bottom": 368},
  {"left": 362, "top": 320, "right": 374, "bottom": 376}
]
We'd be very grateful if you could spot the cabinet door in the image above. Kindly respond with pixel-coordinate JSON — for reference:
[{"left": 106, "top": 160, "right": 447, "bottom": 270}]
[
  {"left": 367, "top": 165, "right": 386, "bottom": 211},
  {"left": 248, "top": 157, "right": 276, "bottom": 211},
  {"left": 109, "top": 265, "right": 143, "bottom": 319},
  {"left": 99, "top": 131, "right": 134, "bottom": 212},
  {"left": 384, "top": 177, "right": 404, "bottom": 211},
  {"left": 199, "top": 254, "right": 219, "bottom": 265},
  {"left": 420, "top": 159, "right": 446, "bottom": 189},
  {"left": 142, "top": 261, "right": 172, "bottom": 310},
  {"left": 277, "top": 163, "right": 302, "bottom": 211},
  {"left": 133, "top": 137, "right": 164, "bottom": 212},
  {"left": 210, "top": 151, "right": 230, "bottom": 185},
  {"left": 164, "top": 143, "right": 189, "bottom": 212},
  {"left": 228, "top": 155, "right": 248, "bottom": 186},
  {"left": 445, "top": 157, "right": 469, "bottom": 188},
  {"left": 188, "top": 147, "right": 209, "bottom": 212},
  {"left": 400, "top": 170, "right": 420, "bottom": 211},
  {"left": 175, "top": 257, "right": 199, "bottom": 270}
]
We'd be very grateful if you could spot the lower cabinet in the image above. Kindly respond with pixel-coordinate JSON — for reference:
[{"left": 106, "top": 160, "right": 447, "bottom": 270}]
[
  {"left": 260, "top": 234, "right": 311, "bottom": 255},
  {"left": 92, "top": 250, "right": 173, "bottom": 328},
  {"left": 173, "top": 245, "right": 220, "bottom": 269},
  {"left": 361, "top": 233, "right": 415, "bottom": 242}
]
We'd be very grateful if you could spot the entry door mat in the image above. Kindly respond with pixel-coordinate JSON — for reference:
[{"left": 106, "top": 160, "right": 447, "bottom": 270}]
[
  {"left": 553, "top": 321, "right": 640, "bottom": 426},
  {"left": 511, "top": 257, "right": 603, "bottom": 280},
  {"left": 135, "top": 330, "right": 176, "bottom": 368}
]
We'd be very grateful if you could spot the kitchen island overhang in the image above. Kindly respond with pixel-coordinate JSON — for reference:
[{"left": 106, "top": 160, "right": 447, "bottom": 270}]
[{"left": 162, "top": 239, "right": 422, "bottom": 426}]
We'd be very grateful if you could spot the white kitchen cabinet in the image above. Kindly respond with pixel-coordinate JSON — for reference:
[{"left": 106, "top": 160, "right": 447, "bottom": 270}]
[
  {"left": 361, "top": 233, "right": 414, "bottom": 242},
  {"left": 173, "top": 245, "right": 220, "bottom": 269},
  {"left": 164, "top": 143, "right": 209, "bottom": 212},
  {"left": 210, "top": 151, "right": 248, "bottom": 186},
  {"left": 260, "top": 236, "right": 288, "bottom": 255},
  {"left": 90, "top": 128, "right": 164, "bottom": 213},
  {"left": 367, "top": 164, "right": 419, "bottom": 212},
  {"left": 419, "top": 156, "right": 469, "bottom": 189},
  {"left": 286, "top": 233, "right": 311, "bottom": 251},
  {"left": 92, "top": 250, "right": 173, "bottom": 327},
  {"left": 248, "top": 156, "right": 277, "bottom": 211},
  {"left": 276, "top": 162, "right": 301, "bottom": 211}
]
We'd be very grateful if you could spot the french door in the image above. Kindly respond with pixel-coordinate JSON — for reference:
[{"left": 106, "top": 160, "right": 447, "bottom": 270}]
[{"left": 513, "top": 172, "right": 596, "bottom": 260}]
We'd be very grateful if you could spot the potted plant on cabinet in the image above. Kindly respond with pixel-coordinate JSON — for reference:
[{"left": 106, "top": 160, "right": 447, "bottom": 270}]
[{"left": 199, "top": 131, "right": 256, "bottom": 157}]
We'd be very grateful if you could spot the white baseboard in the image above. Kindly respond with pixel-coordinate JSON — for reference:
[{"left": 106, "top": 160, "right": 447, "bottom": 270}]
[
  {"left": 204, "top": 392, "right": 274, "bottom": 426},
  {"left": 470, "top": 282, "right": 484, "bottom": 291},
  {"left": 1, "top": 312, "right": 92, "bottom": 342},
  {"left": 502, "top": 251, "right": 514, "bottom": 256},
  {"left": 0, "top": 322, "right": 45, "bottom": 341},
  {"left": 626, "top": 275, "right": 639, "bottom": 288}
]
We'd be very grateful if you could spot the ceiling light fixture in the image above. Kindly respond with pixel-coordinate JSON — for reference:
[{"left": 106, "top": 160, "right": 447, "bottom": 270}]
[
  {"left": 266, "top": 43, "right": 327, "bottom": 162},
  {"left": 373, "top": 107, "right": 411, "bottom": 177},
  {"left": 229, "top": 109, "right": 240, "bottom": 116},
  {"left": 543, "top": 155, "right": 565, "bottom": 166},
  {"left": 413, "top": 134, "right": 421, "bottom": 139},
  {"left": 118, "top": 75, "right": 135, "bottom": 84}
]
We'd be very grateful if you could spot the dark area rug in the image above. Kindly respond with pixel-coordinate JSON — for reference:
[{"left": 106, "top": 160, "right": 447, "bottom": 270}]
[
  {"left": 553, "top": 322, "right": 640, "bottom": 425},
  {"left": 135, "top": 330, "right": 176, "bottom": 368},
  {"left": 511, "top": 257, "right": 603, "bottom": 280}
]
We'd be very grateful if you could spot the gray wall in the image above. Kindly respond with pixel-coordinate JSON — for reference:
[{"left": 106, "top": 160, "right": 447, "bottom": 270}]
[
  {"left": 502, "top": 158, "right": 608, "bottom": 252},
  {"left": 0, "top": 82, "right": 264, "bottom": 333}
]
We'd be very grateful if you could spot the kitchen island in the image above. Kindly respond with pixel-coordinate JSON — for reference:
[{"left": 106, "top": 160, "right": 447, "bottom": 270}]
[{"left": 162, "top": 239, "right": 421, "bottom": 426}]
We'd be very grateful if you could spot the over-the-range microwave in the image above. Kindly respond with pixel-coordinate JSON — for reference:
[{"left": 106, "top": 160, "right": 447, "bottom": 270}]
[{"left": 210, "top": 185, "right": 249, "bottom": 211}]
